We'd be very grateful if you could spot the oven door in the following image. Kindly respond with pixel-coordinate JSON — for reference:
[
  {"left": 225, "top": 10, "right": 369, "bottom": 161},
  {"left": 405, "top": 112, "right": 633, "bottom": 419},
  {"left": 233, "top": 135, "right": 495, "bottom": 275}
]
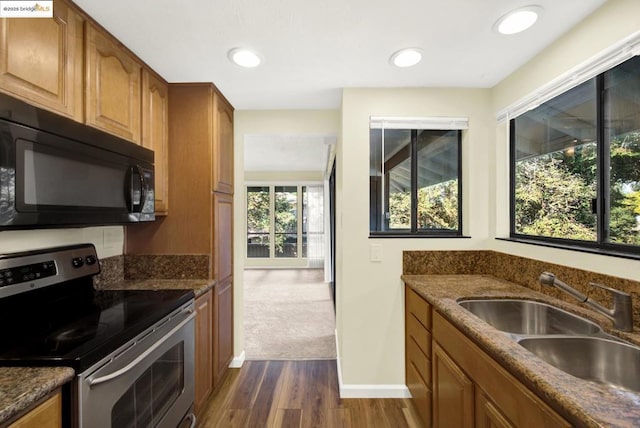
[{"left": 77, "top": 304, "right": 195, "bottom": 428}]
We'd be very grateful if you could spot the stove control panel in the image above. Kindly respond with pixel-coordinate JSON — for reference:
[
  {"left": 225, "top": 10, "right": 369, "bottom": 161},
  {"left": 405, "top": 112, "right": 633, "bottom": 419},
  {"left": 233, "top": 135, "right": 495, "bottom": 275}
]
[
  {"left": 0, "top": 261, "right": 57, "bottom": 287},
  {"left": 0, "top": 243, "right": 100, "bottom": 299}
]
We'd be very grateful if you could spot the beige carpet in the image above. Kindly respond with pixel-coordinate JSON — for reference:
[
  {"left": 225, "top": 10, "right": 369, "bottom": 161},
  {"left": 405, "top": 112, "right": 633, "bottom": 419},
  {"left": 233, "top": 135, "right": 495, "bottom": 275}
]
[{"left": 244, "top": 269, "right": 337, "bottom": 360}]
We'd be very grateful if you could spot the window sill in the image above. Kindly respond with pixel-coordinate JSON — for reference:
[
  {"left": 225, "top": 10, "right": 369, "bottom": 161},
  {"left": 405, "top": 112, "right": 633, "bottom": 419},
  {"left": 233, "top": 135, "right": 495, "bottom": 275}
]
[{"left": 496, "top": 237, "right": 640, "bottom": 261}]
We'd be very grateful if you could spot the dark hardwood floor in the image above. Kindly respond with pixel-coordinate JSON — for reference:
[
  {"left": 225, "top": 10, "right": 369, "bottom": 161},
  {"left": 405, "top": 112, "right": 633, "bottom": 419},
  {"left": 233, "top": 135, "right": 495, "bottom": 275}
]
[{"left": 197, "top": 360, "right": 422, "bottom": 428}]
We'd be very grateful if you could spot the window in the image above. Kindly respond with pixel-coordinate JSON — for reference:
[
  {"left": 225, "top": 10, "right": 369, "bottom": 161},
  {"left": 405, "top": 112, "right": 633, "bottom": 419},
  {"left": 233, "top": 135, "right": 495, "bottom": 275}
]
[
  {"left": 274, "top": 186, "right": 297, "bottom": 258},
  {"left": 369, "top": 118, "right": 463, "bottom": 236},
  {"left": 246, "top": 184, "right": 324, "bottom": 262},
  {"left": 247, "top": 186, "right": 270, "bottom": 257},
  {"left": 511, "top": 55, "right": 640, "bottom": 255}
]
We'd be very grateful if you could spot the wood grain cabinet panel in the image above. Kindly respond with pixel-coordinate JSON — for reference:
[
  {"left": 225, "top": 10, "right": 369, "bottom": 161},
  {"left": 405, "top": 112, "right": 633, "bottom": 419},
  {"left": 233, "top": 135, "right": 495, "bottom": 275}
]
[
  {"left": 194, "top": 290, "right": 213, "bottom": 415},
  {"left": 213, "top": 95, "right": 234, "bottom": 194},
  {"left": 8, "top": 390, "right": 62, "bottom": 428},
  {"left": 404, "top": 284, "right": 432, "bottom": 427},
  {"left": 85, "top": 23, "right": 141, "bottom": 143},
  {"left": 476, "top": 392, "right": 514, "bottom": 428},
  {"left": 213, "top": 277, "right": 233, "bottom": 387},
  {"left": 0, "top": 0, "right": 83, "bottom": 120},
  {"left": 213, "top": 192, "right": 233, "bottom": 282},
  {"left": 142, "top": 68, "right": 169, "bottom": 214},
  {"left": 432, "top": 343, "right": 474, "bottom": 428},
  {"left": 432, "top": 312, "right": 570, "bottom": 428}
]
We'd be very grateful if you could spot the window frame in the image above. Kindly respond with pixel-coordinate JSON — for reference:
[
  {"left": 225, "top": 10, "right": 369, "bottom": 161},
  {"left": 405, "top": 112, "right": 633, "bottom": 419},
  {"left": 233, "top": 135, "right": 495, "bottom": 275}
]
[
  {"left": 369, "top": 127, "right": 464, "bottom": 237},
  {"left": 508, "top": 63, "right": 640, "bottom": 258}
]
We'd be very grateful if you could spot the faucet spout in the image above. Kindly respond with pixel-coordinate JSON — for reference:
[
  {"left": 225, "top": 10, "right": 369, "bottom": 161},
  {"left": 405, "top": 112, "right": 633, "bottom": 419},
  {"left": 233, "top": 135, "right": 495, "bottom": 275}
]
[
  {"left": 538, "top": 272, "right": 634, "bottom": 332},
  {"left": 539, "top": 272, "right": 588, "bottom": 302}
]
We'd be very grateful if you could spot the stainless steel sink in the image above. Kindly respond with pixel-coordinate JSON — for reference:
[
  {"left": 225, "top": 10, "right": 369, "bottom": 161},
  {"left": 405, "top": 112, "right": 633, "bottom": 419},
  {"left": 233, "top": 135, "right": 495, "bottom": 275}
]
[
  {"left": 518, "top": 336, "right": 640, "bottom": 392},
  {"left": 458, "top": 299, "right": 603, "bottom": 335}
]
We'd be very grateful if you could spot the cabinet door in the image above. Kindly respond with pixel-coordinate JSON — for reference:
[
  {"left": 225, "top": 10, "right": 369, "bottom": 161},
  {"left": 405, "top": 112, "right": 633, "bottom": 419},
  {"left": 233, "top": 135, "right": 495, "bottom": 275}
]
[
  {"left": 194, "top": 290, "right": 213, "bottom": 414},
  {"left": 142, "top": 69, "right": 169, "bottom": 214},
  {"left": 213, "top": 277, "right": 233, "bottom": 387},
  {"left": 85, "top": 23, "right": 141, "bottom": 143},
  {"left": 212, "top": 192, "right": 233, "bottom": 282},
  {"left": 476, "top": 392, "right": 514, "bottom": 428},
  {"left": 432, "top": 343, "right": 474, "bottom": 428},
  {"left": 9, "top": 390, "right": 61, "bottom": 428},
  {"left": 212, "top": 94, "right": 234, "bottom": 194},
  {"left": 0, "top": 0, "right": 83, "bottom": 120}
]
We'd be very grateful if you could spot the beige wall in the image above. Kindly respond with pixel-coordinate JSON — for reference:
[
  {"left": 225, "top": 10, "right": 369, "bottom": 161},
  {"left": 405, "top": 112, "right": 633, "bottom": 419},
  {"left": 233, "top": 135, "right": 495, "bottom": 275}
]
[
  {"left": 490, "top": 0, "right": 640, "bottom": 280},
  {"left": 337, "top": 88, "right": 493, "bottom": 386},
  {"left": 337, "top": 0, "right": 640, "bottom": 389},
  {"left": 0, "top": 226, "right": 124, "bottom": 258},
  {"left": 233, "top": 109, "right": 340, "bottom": 359}
]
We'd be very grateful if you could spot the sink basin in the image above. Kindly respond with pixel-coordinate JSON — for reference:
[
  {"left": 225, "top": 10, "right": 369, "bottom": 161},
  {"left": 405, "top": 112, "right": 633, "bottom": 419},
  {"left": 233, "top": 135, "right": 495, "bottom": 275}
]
[
  {"left": 518, "top": 336, "right": 640, "bottom": 392},
  {"left": 458, "top": 299, "right": 602, "bottom": 335}
]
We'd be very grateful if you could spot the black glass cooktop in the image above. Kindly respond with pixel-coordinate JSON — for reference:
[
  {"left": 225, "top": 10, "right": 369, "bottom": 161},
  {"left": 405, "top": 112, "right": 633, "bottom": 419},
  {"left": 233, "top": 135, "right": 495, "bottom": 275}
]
[{"left": 0, "top": 279, "right": 193, "bottom": 372}]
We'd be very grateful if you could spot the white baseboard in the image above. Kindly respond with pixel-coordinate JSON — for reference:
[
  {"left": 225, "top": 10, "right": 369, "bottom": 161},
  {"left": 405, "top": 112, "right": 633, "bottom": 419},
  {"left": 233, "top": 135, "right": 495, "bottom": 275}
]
[
  {"left": 339, "top": 384, "right": 411, "bottom": 399},
  {"left": 229, "top": 350, "right": 246, "bottom": 368},
  {"left": 334, "top": 329, "right": 411, "bottom": 399}
]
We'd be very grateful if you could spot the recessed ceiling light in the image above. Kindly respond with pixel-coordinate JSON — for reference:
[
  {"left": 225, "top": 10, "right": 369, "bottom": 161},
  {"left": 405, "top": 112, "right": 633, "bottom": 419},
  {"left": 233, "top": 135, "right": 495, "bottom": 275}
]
[
  {"left": 390, "top": 48, "right": 423, "bottom": 68},
  {"left": 228, "top": 48, "right": 262, "bottom": 68},
  {"left": 494, "top": 5, "right": 542, "bottom": 35}
]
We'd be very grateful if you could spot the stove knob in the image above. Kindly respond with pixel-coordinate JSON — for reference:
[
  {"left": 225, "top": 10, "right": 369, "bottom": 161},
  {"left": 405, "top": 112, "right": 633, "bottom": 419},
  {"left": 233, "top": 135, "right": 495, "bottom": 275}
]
[
  {"left": 85, "top": 255, "right": 97, "bottom": 265},
  {"left": 72, "top": 257, "right": 84, "bottom": 268}
]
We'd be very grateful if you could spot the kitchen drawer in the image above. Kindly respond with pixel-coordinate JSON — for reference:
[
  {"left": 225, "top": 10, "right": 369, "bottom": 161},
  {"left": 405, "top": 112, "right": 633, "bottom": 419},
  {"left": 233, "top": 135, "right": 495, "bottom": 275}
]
[
  {"left": 407, "top": 334, "right": 431, "bottom": 387},
  {"left": 406, "top": 286, "right": 431, "bottom": 330},
  {"left": 407, "top": 358, "right": 432, "bottom": 427},
  {"left": 407, "top": 310, "right": 431, "bottom": 358}
]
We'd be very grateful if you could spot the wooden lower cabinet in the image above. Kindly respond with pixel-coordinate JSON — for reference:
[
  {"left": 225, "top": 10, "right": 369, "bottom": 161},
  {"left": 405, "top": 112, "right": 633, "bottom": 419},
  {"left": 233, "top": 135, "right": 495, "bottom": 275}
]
[
  {"left": 194, "top": 280, "right": 233, "bottom": 414},
  {"left": 432, "top": 343, "right": 474, "bottom": 428},
  {"left": 476, "top": 392, "right": 514, "bottom": 428},
  {"left": 213, "top": 277, "right": 233, "bottom": 386},
  {"left": 432, "top": 312, "right": 570, "bottom": 428},
  {"left": 194, "top": 290, "right": 213, "bottom": 415},
  {"left": 405, "top": 285, "right": 432, "bottom": 426},
  {"left": 405, "top": 286, "right": 571, "bottom": 428},
  {"left": 8, "top": 390, "right": 62, "bottom": 428}
]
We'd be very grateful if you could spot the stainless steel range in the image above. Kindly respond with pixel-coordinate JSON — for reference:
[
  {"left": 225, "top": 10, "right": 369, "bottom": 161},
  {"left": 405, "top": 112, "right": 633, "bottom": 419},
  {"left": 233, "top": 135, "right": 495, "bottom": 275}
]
[{"left": 0, "top": 244, "right": 196, "bottom": 428}]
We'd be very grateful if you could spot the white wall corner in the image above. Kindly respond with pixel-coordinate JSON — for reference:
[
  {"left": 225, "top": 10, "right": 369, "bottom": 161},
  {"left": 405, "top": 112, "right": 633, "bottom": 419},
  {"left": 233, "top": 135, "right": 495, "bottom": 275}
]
[
  {"left": 229, "top": 350, "right": 246, "bottom": 368},
  {"left": 335, "top": 329, "right": 411, "bottom": 399}
]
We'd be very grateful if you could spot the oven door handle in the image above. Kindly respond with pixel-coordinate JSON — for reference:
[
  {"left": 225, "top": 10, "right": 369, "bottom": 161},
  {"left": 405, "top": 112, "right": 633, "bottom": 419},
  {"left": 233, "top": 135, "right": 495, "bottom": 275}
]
[{"left": 87, "top": 312, "right": 195, "bottom": 388}]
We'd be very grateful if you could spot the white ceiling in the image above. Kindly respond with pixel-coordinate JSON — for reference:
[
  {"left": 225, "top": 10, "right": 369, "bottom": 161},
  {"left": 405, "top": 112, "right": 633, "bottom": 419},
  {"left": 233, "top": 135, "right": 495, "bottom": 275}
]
[{"left": 73, "top": 0, "right": 606, "bottom": 110}]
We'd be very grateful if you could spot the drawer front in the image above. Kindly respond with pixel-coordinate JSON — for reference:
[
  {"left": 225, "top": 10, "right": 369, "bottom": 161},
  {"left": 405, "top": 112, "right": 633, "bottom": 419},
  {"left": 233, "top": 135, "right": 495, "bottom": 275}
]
[
  {"left": 406, "top": 286, "right": 431, "bottom": 330},
  {"left": 407, "top": 333, "right": 431, "bottom": 387},
  {"left": 407, "top": 359, "right": 432, "bottom": 427},
  {"left": 407, "top": 311, "right": 431, "bottom": 358}
]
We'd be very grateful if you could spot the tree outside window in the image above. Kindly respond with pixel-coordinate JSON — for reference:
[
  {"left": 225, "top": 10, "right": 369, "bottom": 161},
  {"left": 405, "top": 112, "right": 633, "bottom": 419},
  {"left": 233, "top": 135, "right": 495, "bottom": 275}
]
[{"left": 511, "top": 55, "right": 640, "bottom": 252}]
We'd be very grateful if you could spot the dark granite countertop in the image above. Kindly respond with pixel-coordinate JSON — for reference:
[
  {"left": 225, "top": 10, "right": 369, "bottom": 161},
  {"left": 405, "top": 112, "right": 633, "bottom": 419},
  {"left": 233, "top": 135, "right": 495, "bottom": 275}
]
[
  {"left": 99, "top": 278, "right": 216, "bottom": 297},
  {"left": 402, "top": 274, "right": 640, "bottom": 428},
  {"left": 0, "top": 366, "right": 74, "bottom": 424}
]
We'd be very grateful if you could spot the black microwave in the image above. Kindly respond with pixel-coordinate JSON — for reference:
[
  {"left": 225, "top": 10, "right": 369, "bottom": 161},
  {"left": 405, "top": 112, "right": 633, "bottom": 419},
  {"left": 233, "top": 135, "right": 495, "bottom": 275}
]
[{"left": 0, "top": 93, "right": 155, "bottom": 229}]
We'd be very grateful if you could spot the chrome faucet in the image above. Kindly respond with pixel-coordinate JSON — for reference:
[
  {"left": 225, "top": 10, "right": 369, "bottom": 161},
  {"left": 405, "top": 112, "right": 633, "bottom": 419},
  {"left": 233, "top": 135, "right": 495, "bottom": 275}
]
[{"left": 539, "top": 272, "right": 634, "bottom": 332}]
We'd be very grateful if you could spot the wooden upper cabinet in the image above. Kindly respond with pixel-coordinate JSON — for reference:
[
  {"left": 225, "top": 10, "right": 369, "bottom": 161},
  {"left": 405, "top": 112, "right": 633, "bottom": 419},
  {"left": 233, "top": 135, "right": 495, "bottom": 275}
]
[
  {"left": 85, "top": 23, "right": 141, "bottom": 144},
  {"left": 213, "top": 94, "right": 234, "bottom": 194},
  {"left": 0, "top": 0, "right": 83, "bottom": 120},
  {"left": 142, "top": 69, "right": 169, "bottom": 214}
]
